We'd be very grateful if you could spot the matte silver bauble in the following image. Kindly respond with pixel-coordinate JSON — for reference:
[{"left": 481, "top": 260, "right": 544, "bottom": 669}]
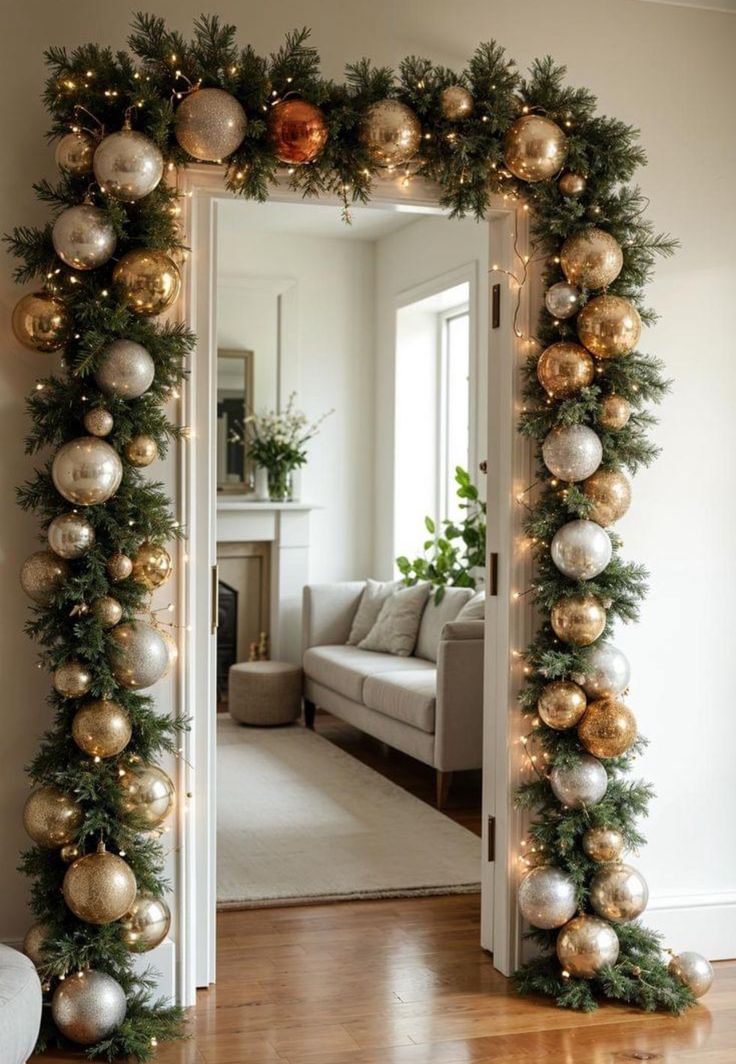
[
  {"left": 551, "top": 520, "right": 612, "bottom": 580},
  {"left": 52, "top": 204, "right": 116, "bottom": 271},
  {"left": 175, "top": 87, "right": 247, "bottom": 161},
  {"left": 93, "top": 128, "right": 164, "bottom": 201},
  {"left": 582, "top": 826, "right": 625, "bottom": 863},
  {"left": 668, "top": 951, "right": 714, "bottom": 998},
  {"left": 51, "top": 970, "right": 127, "bottom": 1045},
  {"left": 550, "top": 753, "right": 608, "bottom": 809},
  {"left": 20, "top": 550, "right": 69, "bottom": 604},
  {"left": 581, "top": 642, "right": 631, "bottom": 699},
  {"left": 94, "top": 339, "right": 155, "bottom": 399},
  {"left": 120, "top": 891, "right": 171, "bottom": 952},
  {"left": 52, "top": 437, "right": 123, "bottom": 506},
  {"left": 556, "top": 915, "right": 619, "bottom": 978},
  {"left": 440, "top": 85, "right": 474, "bottom": 121},
  {"left": 55, "top": 131, "right": 96, "bottom": 175},
  {"left": 48, "top": 512, "right": 96, "bottom": 559},
  {"left": 108, "top": 622, "right": 169, "bottom": 690},
  {"left": 590, "top": 862, "right": 648, "bottom": 922},
  {"left": 360, "top": 99, "right": 422, "bottom": 168},
  {"left": 83, "top": 408, "right": 114, "bottom": 437},
  {"left": 518, "top": 866, "right": 577, "bottom": 929},
  {"left": 542, "top": 425, "right": 602, "bottom": 482},
  {"left": 544, "top": 281, "right": 582, "bottom": 320}
]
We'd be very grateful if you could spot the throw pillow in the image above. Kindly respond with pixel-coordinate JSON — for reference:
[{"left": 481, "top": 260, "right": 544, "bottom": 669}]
[
  {"left": 415, "top": 586, "right": 475, "bottom": 662},
  {"left": 358, "top": 582, "right": 431, "bottom": 657},
  {"left": 457, "top": 590, "right": 486, "bottom": 621},
  {"left": 347, "top": 578, "right": 400, "bottom": 645}
]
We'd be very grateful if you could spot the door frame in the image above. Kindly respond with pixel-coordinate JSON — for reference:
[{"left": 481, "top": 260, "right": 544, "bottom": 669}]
[{"left": 174, "top": 164, "right": 534, "bottom": 1003}]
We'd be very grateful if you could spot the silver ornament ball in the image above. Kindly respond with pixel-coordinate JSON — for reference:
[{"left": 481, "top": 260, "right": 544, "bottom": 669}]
[
  {"left": 175, "top": 87, "right": 247, "bottom": 162},
  {"left": 93, "top": 128, "right": 164, "bottom": 202},
  {"left": 94, "top": 339, "right": 155, "bottom": 400},
  {"left": 52, "top": 204, "right": 116, "bottom": 271},
  {"left": 545, "top": 281, "right": 582, "bottom": 320},
  {"left": 550, "top": 753, "right": 608, "bottom": 809},
  {"left": 108, "top": 622, "right": 169, "bottom": 690},
  {"left": 52, "top": 437, "right": 123, "bottom": 506},
  {"left": 55, "top": 131, "right": 96, "bottom": 175},
  {"left": 590, "top": 863, "right": 649, "bottom": 922},
  {"left": 557, "top": 915, "right": 620, "bottom": 979},
  {"left": 668, "top": 951, "right": 714, "bottom": 998},
  {"left": 52, "top": 970, "right": 127, "bottom": 1045},
  {"left": 582, "top": 642, "right": 631, "bottom": 698},
  {"left": 542, "top": 424, "right": 602, "bottom": 483},
  {"left": 551, "top": 519, "right": 612, "bottom": 581},
  {"left": 518, "top": 866, "right": 577, "bottom": 929},
  {"left": 48, "top": 512, "right": 96, "bottom": 559}
]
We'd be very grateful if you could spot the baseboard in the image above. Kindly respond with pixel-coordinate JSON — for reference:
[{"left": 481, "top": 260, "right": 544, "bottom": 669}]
[{"left": 645, "top": 891, "right": 736, "bottom": 961}]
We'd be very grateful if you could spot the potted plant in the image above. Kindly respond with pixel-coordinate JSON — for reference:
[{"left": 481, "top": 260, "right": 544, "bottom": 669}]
[{"left": 246, "top": 393, "right": 332, "bottom": 501}]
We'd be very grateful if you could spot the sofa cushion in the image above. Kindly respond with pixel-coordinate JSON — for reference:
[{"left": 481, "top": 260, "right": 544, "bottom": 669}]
[
  {"left": 363, "top": 669, "right": 437, "bottom": 734},
  {"left": 415, "top": 587, "right": 475, "bottom": 662},
  {"left": 358, "top": 582, "right": 430, "bottom": 656},
  {"left": 347, "top": 579, "right": 400, "bottom": 645},
  {"left": 0, "top": 944, "right": 42, "bottom": 1064},
  {"left": 303, "top": 645, "right": 431, "bottom": 703},
  {"left": 457, "top": 590, "right": 486, "bottom": 621}
]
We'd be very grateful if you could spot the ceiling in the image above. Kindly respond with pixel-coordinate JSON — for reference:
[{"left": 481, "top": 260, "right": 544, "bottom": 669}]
[
  {"left": 637, "top": 0, "right": 736, "bottom": 12},
  {"left": 217, "top": 198, "right": 425, "bottom": 242}
]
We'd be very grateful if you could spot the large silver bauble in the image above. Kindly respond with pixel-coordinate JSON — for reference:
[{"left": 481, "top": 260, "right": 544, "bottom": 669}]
[
  {"left": 550, "top": 753, "right": 608, "bottom": 809},
  {"left": 360, "top": 99, "right": 422, "bottom": 168},
  {"left": 120, "top": 891, "right": 171, "bottom": 952},
  {"left": 175, "top": 87, "right": 247, "bottom": 162},
  {"left": 93, "top": 128, "right": 164, "bottom": 202},
  {"left": 590, "top": 862, "right": 648, "bottom": 922},
  {"left": 48, "top": 512, "right": 96, "bottom": 559},
  {"left": 94, "top": 339, "right": 155, "bottom": 399},
  {"left": 52, "top": 437, "right": 123, "bottom": 506},
  {"left": 556, "top": 915, "right": 620, "bottom": 978},
  {"left": 518, "top": 866, "right": 577, "bottom": 929},
  {"left": 581, "top": 643, "right": 631, "bottom": 698},
  {"left": 668, "top": 951, "right": 714, "bottom": 998},
  {"left": 542, "top": 425, "right": 602, "bottom": 482},
  {"left": 52, "top": 204, "right": 116, "bottom": 270},
  {"left": 20, "top": 550, "right": 69, "bottom": 604},
  {"left": 51, "top": 970, "right": 127, "bottom": 1045},
  {"left": 551, "top": 520, "right": 612, "bottom": 581},
  {"left": 55, "top": 131, "right": 96, "bottom": 175},
  {"left": 544, "top": 282, "right": 581, "bottom": 320},
  {"left": 108, "top": 622, "right": 168, "bottom": 690}
]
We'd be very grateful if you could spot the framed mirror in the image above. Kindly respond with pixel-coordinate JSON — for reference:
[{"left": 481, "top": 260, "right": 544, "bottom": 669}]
[{"left": 216, "top": 348, "right": 254, "bottom": 492}]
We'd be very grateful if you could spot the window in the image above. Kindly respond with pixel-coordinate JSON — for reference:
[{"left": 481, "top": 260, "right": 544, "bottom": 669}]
[{"left": 440, "top": 306, "right": 470, "bottom": 525}]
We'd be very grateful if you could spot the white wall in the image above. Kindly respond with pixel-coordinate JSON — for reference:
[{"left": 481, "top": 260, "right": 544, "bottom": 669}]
[{"left": 2, "top": 0, "right": 735, "bottom": 958}]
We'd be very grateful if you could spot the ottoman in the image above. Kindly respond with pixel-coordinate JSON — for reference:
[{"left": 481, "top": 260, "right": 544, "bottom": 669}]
[
  {"left": 0, "top": 944, "right": 42, "bottom": 1064},
  {"left": 228, "top": 661, "right": 303, "bottom": 726}
]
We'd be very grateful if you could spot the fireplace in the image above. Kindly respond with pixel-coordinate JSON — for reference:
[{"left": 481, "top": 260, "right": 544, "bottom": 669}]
[
  {"left": 216, "top": 580, "right": 238, "bottom": 701},
  {"left": 215, "top": 540, "right": 271, "bottom": 707}
]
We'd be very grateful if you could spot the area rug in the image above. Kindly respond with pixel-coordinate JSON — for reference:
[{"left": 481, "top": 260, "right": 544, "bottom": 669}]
[{"left": 217, "top": 716, "right": 481, "bottom": 908}]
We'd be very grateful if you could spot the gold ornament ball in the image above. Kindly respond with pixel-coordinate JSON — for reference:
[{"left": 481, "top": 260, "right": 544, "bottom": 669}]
[
  {"left": 60, "top": 843, "right": 82, "bottom": 864},
  {"left": 113, "top": 249, "right": 182, "bottom": 317},
  {"left": 175, "top": 87, "right": 247, "bottom": 162},
  {"left": 668, "top": 952, "right": 714, "bottom": 998},
  {"left": 106, "top": 553, "right": 133, "bottom": 583},
  {"left": 23, "top": 786, "right": 83, "bottom": 848},
  {"left": 599, "top": 394, "right": 632, "bottom": 431},
  {"left": 51, "top": 969, "right": 127, "bottom": 1045},
  {"left": 55, "top": 130, "right": 96, "bottom": 175},
  {"left": 558, "top": 171, "right": 586, "bottom": 197},
  {"left": 578, "top": 697, "right": 637, "bottom": 759},
  {"left": 23, "top": 922, "right": 51, "bottom": 968},
  {"left": 582, "top": 826, "right": 625, "bottom": 863},
  {"left": 582, "top": 468, "right": 632, "bottom": 527},
  {"left": 132, "top": 541, "right": 173, "bottom": 590},
  {"left": 537, "top": 342, "right": 594, "bottom": 399},
  {"left": 124, "top": 435, "right": 158, "bottom": 467},
  {"left": 590, "top": 862, "right": 649, "bottom": 922},
  {"left": 120, "top": 891, "right": 171, "bottom": 952},
  {"left": 158, "top": 626, "right": 179, "bottom": 675},
  {"left": 53, "top": 658, "right": 93, "bottom": 699},
  {"left": 83, "top": 408, "right": 114, "bottom": 437},
  {"left": 12, "top": 291, "right": 68, "bottom": 352},
  {"left": 20, "top": 550, "right": 69, "bottom": 605},
  {"left": 551, "top": 595, "right": 606, "bottom": 647},
  {"left": 538, "top": 680, "right": 587, "bottom": 730},
  {"left": 52, "top": 437, "right": 123, "bottom": 507},
  {"left": 556, "top": 915, "right": 619, "bottom": 979},
  {"left": 72, "top": 699, "right": 131, "bottom": 759},
  {"left": 63, "top": 845, "right": 137, "bottom": 925},
  {"left": 91, "top": 595, "right": 123, "bottom": 628},
  {"left": 560, "top": 228, "right": 624, "bottom": 290},
  {"left": 52, "top": 204, "right": 116, "bottom": 271},
  {"left": 360, "top": 99, "right": 422, "bottom": 168},
  {"left": 118, "top": 763, "right": 175, "bottom": 829},
  {"left": 48, "top": 512, "right": 96, "bottom": 560},
  {"left": 440, "top": 85, "right": 474, "bottom": 121},
  {"left": 503, "top": 115, "right": 568, "bottom": 183},
  {"left": 108, "top": 622, "right": 169, "bottom": 690},
  {"left": 93, "top": 127, "right": 164, "bottom": 202},
  {"left": 577, "top": 295, "right": 641, "bottom": 359},
  {"left": 267, "top": 99, "right": 329, "bottom": 164}
]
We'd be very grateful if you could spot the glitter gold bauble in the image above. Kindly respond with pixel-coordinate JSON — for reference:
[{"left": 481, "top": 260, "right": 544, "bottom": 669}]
[
  {"left": 132, "top": 542, "right": 172, "bottom": 590},
  {"left": 560, "top": 228, "right": 623, "bottom": 290},
  {"left": 23, "top": 922, "right": 51, "bottom": 968},
  {"left": 124, "top": 435, "right": 158, "bottom": 467},
  {"left": 12, "top": 291, "right": 67, "bottom": 351},
  {"left": 52, "top": 204, "right": 116, "bottom": 271},
  {"left": 83, "top": 407, "right": 114, "bottom": 437},
  {"left": 550, "top": 753, "right": 608, "bottom": 809},
  {"left": 95, "top": 339, "right": 156, "bottom": 399},
  {"left": 106, "top": 553, "right": 133, "bottom": 582},
  {"left": 577, "top": 295, "right": 641, "bottom": 359},
  {"left": 20, "top": 550, "right": 69, "bottom": 604},
  {"left": 52, "top": 969, "right": 127, "bottom": 1045},
  {"left": 538, "top": 680, "right": 587, "bottom": 730},
  {"left": 48, "top": 512, "right": 96, "bottom": 560},
  {"left": 598, "top": 394, "right": 632, "bottom": 431},
  {"left": 55, "top": 130, "right": 96, "bottom": 175},
  {"left": 503, "top": 115, "right": 567, "bottom": 182},
  {"left": 558, "top": 171, "right": 586, "bottom": 197},
  {"left": 23, "top": 786, "right": 82, "bottom": 848},
  {"left": 120, "top": 891, "right": 171, "bottom": 952},
  {"left": 53, "top": 659, "right": 93, "bottom": 698},
  {"left": 542, "top": 425, "right": 602, "bottom": 482},
  {"left": 537, "top": 342, "right": 594, "bottom": 399},
  {"left": 175, "top": 87, "right": 247, "bottom": 162},
  {"left": 518, "top": 866, "right": 577, "bottom": 929},
  {"left": 551, "top": 519, "right": 612, "bottom": 581},
  {"left": 578, "top": 698, "right": 637, "bottom": 759},
  {"left": 440, "top": 85, "right": 474, "bottom": 121},
  {"left": 267, "top": 99, "right": 328, "bottom": 164},
  {"left": 668, "top": 952, "right": 714, "bottom": 998},
  {"left": 590, "top": 862, "right": 648, "bottom": 922},
  {"left": 93, "top": 127, "right": 164, "bottom": 202},
  {"left": 113, "top": 250, "right": 181, "bottom": 317},
  {"left": 360, "top": 100, "right": 422, "bottom": 168},
  {"left": 91, "top": 595, "right": 123, "bottom": 628},
  {"left": 583, "top": 826, "right": 625, "bottom": 863},
  {"left": 60, "top": 843, "right": 82, "bottom": 864},
  {"left": 118, "top": 763, "right": 175, "bottom": 829},
  {"left": 582, "top": 642, "right": 631, "bottom": 699},
  {"left": 72, "top": 699, "right": 131, "bottom": 758},
  {"left": 63, "top": 844, "right": 137, "bottom": 924},
  {"left": 544, "top": 281, "right": 581, "bottom": 321},
  {"left": 582, "top": 468, "right": 632, "bottom": 527},
  {"left": 108, "top": 622, "right": 169, "bottom": 690},
  {"left": 556, "top": 915, "right": 619, "bottom": 978},
  {"left": 52, "top": 436, "right": 123, "bottom": 507},
  {"left": 551, "top": 595, "right": 606, "bottom": 646}
]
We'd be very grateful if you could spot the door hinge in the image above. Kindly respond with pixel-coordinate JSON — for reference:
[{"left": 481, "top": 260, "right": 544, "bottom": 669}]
[
  {"left": 491, "top": 283, "right": 501, "bottom": 329},
  {"left": 489, "top": 552, "right": 499, "bottom": 596},
  {"left": 211, "top": 564, "right": 219, "bottom": 634},
  {"left": 487, "top": 815, "right": 496, "bottom": 862}
]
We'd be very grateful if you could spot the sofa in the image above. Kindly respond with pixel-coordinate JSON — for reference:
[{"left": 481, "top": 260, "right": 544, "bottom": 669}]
[
  {"left": 0, "top": 944, "right": 42, "bottom": 1063},
  {"left": 301, "top": 581, "right": 485, "bottom": 806}
]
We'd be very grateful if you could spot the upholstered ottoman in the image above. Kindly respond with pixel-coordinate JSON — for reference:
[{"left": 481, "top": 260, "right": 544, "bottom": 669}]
[
  {"left": 228, "top": 661, "right": 303, "bottom": 726},
  {"left": 0, "top": 944, "right": 42, "bottom": 1063}
]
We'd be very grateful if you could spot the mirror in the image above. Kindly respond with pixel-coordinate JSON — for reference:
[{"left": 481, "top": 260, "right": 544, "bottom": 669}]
[{"left": 217, "top": 349, "right": 254, "bottom": 492}]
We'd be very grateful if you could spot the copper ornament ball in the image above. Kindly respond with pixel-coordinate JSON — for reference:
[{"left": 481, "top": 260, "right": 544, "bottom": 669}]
[
  {"left": 268, "top": 99, "right": 328, "bottom": 164},
  {"left": 503, "top": 114, "right": 568, "bottom": 183},
  {"left": 560, "top": 228, "right": 624, "bottom": 290},
  {"left": 12, "top": 291, "right": 68, "bottom": 352},
  {"left": 537, "top": 342, "right": 594, "bottom": 399},
  {"left": 537, "top": 680, "right": 587, "bottom": 730},
  {"left": 599, "top": 394, "right": 632, "bottom": 431},
  {"left": 558, "top": 171, "right": 587, "bottom": 197},
  {"left": 124, "top": 435, "right": 158, "bottom": 467},
  {"left": 113, "top": 249, "right": 181, "bottom": 317},
  {"left": 440, "top": 85, "right": 474, "bottom": 121},
  {"left": 55, "top": 130, "right": 96, "bottom": 176},
  {"left": 23, "top": 785, "right": 83, "bottom": 848},
  {"left": 175, "top": 87, "right": 247, "bottom": 162},
  {"left": 72, "top": 699, "right": 131, "bottom": 759},
  {"left": 53, "top": 658, "right": 93, "bottom": 698},
  {"left": 551, "top": 595, "right": 606, "bottom": 646},
  {"left": 20, "top": 550, "right": 69, "bottom": 605},
  {"left": 360, "top": 99, "right": 422, "bottom": 168},
  {"left": 577, "top": 295, "right": 641, "bottom": 359},
  {"left": 582, "top": 468, "right": 632, "bottom": 526},
  {"left": 578, "top": 697, "right": 637, "bottom": 759},
  {"left": 106, "top": 553, "right": 133, "bottom": 583},
  {"left": 132, "top": 541, "right": 173, "bottom": 590}
]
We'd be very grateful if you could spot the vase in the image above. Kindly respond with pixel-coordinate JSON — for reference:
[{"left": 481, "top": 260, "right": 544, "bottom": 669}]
[
  {"left": 267, "top": 467, "right": 291, "bottom": 502},
  {"left": 254, "top": 467, "right": 270, "bottom": 501}
]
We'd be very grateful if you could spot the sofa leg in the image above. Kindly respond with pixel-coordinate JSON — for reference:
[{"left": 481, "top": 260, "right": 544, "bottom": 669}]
[
  {"left": 304, "top": 699, "right": 316, "bottom": 730},
  {"left": 436, "top": 770, "right": 453, "bottom": 810}
]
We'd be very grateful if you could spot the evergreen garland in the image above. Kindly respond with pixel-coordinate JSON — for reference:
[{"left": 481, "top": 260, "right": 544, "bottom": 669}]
[{"left": 6, "top": 14, "right": 692, "bottom": 1060}]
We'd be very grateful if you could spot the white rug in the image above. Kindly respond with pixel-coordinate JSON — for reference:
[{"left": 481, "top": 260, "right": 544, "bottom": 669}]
[{"left": 217, "top": 716, "right": 481, "bottom": 908}]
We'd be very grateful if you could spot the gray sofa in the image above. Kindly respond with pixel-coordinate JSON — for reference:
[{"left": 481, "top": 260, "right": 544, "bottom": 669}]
[
  {"left": 302, "top": 582, "right": 484, "bottom": 806},
  {"left": 0, "top": 944, "right": 42, "bottom": 1063}
]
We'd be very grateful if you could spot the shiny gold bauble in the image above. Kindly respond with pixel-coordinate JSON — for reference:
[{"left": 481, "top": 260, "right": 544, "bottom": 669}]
[
  {"left": 52, "top": 204, "right": 116, "bottom": 271},
  {"left": 23, "top": 786, "right": 82, "bottom": 848},
  {"left": 558, "top": 171, "right": 586, "bottom": 197},
  {"left": 268, "top": 99, "right": 328, "bottom": 164},
  {"left": 48, "top": 512, "right": 96, "bottom": 560},
  {"left": 583, "top": 826, "right": 625, "bottom": 863},
  {"left": 174, "top": 87, "right": 247, "bottom": 162},
  {"left": 440, "top": 85, "right": 474, "bottom": 121},
  {"left": 668, "top": 952, "right": 714, "bottom": 998},
  {"left": 124, "top": 435, "right": 158, "bottom": 467},
  {"left": 560, "top": 228, "right": 623, "bottom": 290},
  {"left": 113, "top": 249, "right": 181, "bottom": 317},
  {"left": 63, "top": 844, "right": 137, "bottom": 924},
  {"left": 108, "top": 622, "right": 169, "bottom": 690},
  {"left": 91, "top": 595, "right": 123, "bottom": 628},
  {"left": 51, "top": 969, "right": 127, "bottom": 1045},
  {"left": 52, "top": 437, "right": 123, "bottom": 506},
  {"left": 503, "top": 115, "right": 567, "bottom": 183},
  {"left": 23, "top": 922, "right": 51, "bottom": 968},
  {"left": 93, "top": 127, "right": 164, "bottom": 202},
  {"left": 360, "top": 99, "right": 422, "bottom": 168},
  {"left": 551, "top": 595, "right": 606, "bottom": 647},
  {"left": 106, "top": 553, "right": 133, "bottom": 582},
  {"left": 118, "top": 763, "right": 174, "bottom": 829},
  {"left": 536, "top": 342, "right": 594, "bottom": 399},
  {"left": 598, "top": 394, "right": 632, "bottom": 431},
  {"left": 132, "top": 542, "right": 172, "bottom": 590},
  {"left": 60, "top": 843, "right": 82, "bottom": 864},
  {"left": 590, "top": 862, "right": 648, "bottom": 922},
  {"left": 20, "top": 550, "right": 69, "bottom": 605},
  {"left": 577, "top": 295, "right": 641, "bottom": 359},
  {"left": 120, "top": 891, "right": 171, "bottom": 952},
  {"left": 83, "top": 408, "right": 114, "bottom": 437},
  {"left": 72, "top": 699, "right": 131, "bottom": 758},
  {"left": 582, "top": 468, "right": 632, "bottom": 527},
  {"left": 55, "top": 130, "right": 96, "bottom": 175},
  {"left": 53, "top": 659, "right": 93, "bottom": 699},
  {"left": 12, "top": 291, "right": 67, "bottom": 352},
  {"left": 537, "top": 680, "right": 587, "bottom": 730},
  {"left": 556, "top": 915, "right": 619, "bottom": 978},
  {"left": 578, "top": 697, "right": 637, "bottom": 759}
]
